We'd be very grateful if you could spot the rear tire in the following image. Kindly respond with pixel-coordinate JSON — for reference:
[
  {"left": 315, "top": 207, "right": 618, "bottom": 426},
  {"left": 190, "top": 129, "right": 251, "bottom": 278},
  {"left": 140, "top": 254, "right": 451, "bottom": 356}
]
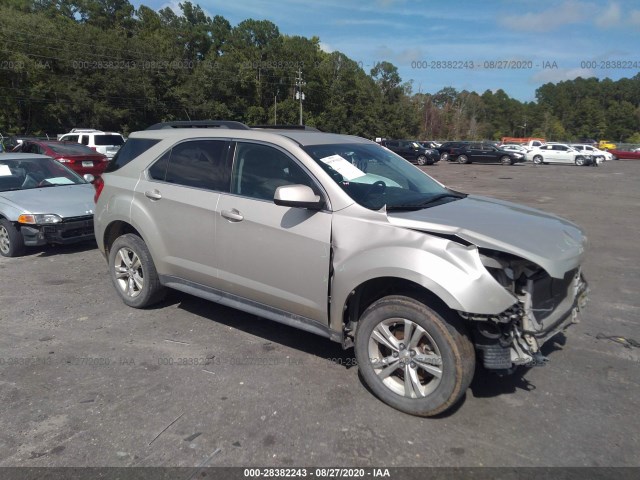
[
  {"left": 355, "top": 295, "right": 475, "bottom": 417},
  {"left": 109, "top": 233, "right": 166, "bottom": 308},
  {"left": 575, "top": 156, "right": 586, "bottom": 166},
  {"left": 416, "top": 155, "right": 427, "bottom": 166},
  {"left": 0, "top": 219, "right": 25, "bottom": 257}
]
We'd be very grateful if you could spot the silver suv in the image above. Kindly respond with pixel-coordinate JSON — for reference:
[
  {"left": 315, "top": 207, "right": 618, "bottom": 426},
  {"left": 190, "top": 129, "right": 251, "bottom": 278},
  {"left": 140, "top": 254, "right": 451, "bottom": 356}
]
[{"left": 94, "top": 121, "right": 589, "bottom": 416}]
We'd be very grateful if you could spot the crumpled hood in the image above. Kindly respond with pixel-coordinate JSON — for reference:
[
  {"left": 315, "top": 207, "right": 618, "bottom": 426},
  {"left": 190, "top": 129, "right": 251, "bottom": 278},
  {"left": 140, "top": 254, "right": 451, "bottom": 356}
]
[
  {"left": 0, "top": 184, "right": 95, "bottom": 219},
  {"left": 387, "top": 194, "right": 587, "bottom": 278}
]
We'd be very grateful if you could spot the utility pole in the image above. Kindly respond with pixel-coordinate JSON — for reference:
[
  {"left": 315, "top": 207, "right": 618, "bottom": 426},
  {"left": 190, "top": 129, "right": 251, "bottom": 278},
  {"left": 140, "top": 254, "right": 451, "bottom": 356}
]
[
  {"left": 274, "top": 89, "right": 278, "bottom": 125},
  {"left": 295, "top": 69, "right": 305, "bottom": 125}
]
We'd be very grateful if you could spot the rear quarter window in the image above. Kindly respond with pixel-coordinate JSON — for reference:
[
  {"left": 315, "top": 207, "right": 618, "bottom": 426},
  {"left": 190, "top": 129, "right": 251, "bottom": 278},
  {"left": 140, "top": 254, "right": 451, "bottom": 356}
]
[
  {"left": 94, "top": 135, "right": 125, "bottom": 146},
  {"left": 104, "top": 138, "right": 160, "bottom": 172}
]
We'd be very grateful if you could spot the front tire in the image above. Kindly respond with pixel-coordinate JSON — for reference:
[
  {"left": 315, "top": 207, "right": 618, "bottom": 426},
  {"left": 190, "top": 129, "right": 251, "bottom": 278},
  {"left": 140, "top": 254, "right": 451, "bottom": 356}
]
[
  {"left": 575, "top": 156, "right": 586, "bottom": 166},
  {"left": 0, "top": 219, "right": 25, "bottom": 257},
  {"left": 440, "top": 152, "right": 449, "bottom": 162},
  {"left": 500, "top": 155, "right": 513, "bottom": 166},
  {"left": 533, "top": 155, "right": 543, "bottom": 165},
  {"left": 457, "top": 155, "right": 469, "bottom": 164},
  {"left": 109, "top": 233, "right": 166, "bottom": 308},
  {"left": 416, "top": 155, "right": 427, "bottom": 166},
  {"left": 355, "top": 295, "right": 475, "bottom": 417}
]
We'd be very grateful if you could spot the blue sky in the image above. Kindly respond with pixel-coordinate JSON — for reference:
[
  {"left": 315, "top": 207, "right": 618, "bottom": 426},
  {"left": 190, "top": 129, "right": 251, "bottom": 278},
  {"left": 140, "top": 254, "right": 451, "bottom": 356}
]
[{"left": 136, "top": 0, "right": 640, "bottom": 101}]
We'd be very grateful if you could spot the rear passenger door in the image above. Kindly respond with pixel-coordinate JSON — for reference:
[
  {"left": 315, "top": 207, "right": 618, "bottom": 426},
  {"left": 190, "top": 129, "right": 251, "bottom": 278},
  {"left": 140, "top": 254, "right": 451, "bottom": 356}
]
[
  {"left": 215, "top": 141, "right": 332, "bottom": 324},
  {"left": 134, "top": 139, "right": 232, "bottom": 287}
]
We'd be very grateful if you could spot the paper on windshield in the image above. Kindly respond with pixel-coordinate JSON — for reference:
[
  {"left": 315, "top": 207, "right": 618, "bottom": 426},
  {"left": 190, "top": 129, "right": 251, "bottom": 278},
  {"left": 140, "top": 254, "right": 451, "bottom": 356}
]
[
  {"left": 0, "top": 165, "right": 11, "bottom": 176},
  {"left": 319, "top": 154, "right": 365, "bottom": 181},
  {"left": 46, "top": 177, "right": 74, "bottom": 185}
]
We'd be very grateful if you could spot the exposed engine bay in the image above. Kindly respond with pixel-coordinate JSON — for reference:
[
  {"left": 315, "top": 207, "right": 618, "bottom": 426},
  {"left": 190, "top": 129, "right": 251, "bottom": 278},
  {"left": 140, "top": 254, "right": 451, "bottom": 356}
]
[{"left": 462, "top": 249, "right": 589, "bottom": 372}]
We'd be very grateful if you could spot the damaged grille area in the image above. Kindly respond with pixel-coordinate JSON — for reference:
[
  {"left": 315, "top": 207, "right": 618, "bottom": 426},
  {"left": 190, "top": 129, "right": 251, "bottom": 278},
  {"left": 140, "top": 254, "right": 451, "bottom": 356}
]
[
  {"left": 528, "top": 268, "right": 578, "bottom": 322},
  {"left": 464, "top": 249, "right": 589, "bottom": 371}
]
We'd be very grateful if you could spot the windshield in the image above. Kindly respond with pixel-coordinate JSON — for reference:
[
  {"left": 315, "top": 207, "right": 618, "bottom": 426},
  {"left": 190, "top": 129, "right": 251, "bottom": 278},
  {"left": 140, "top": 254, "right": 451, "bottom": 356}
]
[
  {"left": 0, "top": 157, "right": 86, "bottom": 191},
  {"left": 303, "top": 143, "right": 462, "bottom": 210}
]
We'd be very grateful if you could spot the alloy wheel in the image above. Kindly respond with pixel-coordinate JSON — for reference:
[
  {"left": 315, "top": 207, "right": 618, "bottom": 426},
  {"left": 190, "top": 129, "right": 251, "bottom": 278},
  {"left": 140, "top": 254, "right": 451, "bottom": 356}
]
[
  {"left": 368, "top": 318, "right": 443, "bottom": 399},
  {"left": 113, "top": 247, "right": 144, "bottom": 298}
]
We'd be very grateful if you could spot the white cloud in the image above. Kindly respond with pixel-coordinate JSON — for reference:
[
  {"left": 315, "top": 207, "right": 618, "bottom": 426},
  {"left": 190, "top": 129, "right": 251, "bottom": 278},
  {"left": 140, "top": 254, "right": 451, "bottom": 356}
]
[
  {"left": 595, "top": 2, "right": 621, "bottom": 28},
  {"left": 319, "top": 42, "right": 334, "bottom": 53},
  {"left": 628, "top": 10, "right": 640, "bottom": 26},
  {"left": 529, "top": 67, "right": 596, "bottom": 84},
  {"left": 499, "top": 0, "right": 593, "bottom": 32}
]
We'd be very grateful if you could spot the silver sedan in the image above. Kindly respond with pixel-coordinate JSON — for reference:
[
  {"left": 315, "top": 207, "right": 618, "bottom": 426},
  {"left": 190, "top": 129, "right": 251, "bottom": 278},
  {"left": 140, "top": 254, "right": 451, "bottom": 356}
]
[{"left": 0, "top": 153, "right": 96, "bottom": 257}]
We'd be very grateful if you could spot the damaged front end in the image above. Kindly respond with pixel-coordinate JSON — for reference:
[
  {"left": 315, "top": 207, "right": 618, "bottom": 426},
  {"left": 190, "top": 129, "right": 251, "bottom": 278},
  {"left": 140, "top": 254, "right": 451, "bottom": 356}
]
[{"left": 461, "top": 249, "right": 589, "bottom": 373}]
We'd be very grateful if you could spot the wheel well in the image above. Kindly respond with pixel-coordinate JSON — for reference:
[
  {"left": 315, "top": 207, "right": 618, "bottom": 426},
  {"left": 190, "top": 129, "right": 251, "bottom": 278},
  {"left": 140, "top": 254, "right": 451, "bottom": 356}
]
[
  {"left": 343, "top": 277, "right": 452, "bottom": 334},
  {"left": 103, "top": 221, "right": 142, "bottom": 258}
]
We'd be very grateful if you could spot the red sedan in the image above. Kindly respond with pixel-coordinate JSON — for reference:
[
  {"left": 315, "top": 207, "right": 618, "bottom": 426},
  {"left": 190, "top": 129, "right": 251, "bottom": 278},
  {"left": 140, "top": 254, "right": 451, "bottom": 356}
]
[
  {"left": 607, "top": 148, "right": 640, "bottom": 160},
  {"left": 12, "top": 140, "right": 109, "bottom": 176}
]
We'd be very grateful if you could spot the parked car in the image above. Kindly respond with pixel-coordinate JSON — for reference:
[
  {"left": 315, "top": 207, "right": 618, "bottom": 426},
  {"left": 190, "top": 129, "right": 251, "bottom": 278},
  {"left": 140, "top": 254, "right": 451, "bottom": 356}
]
[
  {"left": 0, "top": 153, "right": 95, "bottom": 257},
  {"left": 570, "top": 144, "right": 612, "bottom": 162},
  {"left": 58, "top": 129, "right": 125, "bottom": 159},
  {"left": 450, "top": 142, "right": 526, "bottom": 165},
  {"left": 418, "top": 141, "right": 440, "bottom": 149},
  {"left": 380, "top": 140, "right": 439, "bottom": 165},
  {"left": 607, "top": 148, "right": 640, "bottom": 160},
  {"left": 435, "top": 141, "right": 469, "bottom": 161},
  {"left": 499, "top": 144, "right": 529, "bottom": 155},
  {"left": 12, "top": 140, "right": 109, "bottom": 176},
  {"left": 526, "top": 143, "right": 596, "bottom": 166},
  {"left": 94, "top": 121, "right": 589, "bottom": 417},
  {"left": 598, "top": 140, "right": 616, "bottom": 150}
]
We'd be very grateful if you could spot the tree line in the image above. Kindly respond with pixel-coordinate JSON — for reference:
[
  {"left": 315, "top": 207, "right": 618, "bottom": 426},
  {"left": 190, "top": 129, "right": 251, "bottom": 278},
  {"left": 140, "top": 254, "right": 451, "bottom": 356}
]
[{"left": 1, "top": 0, "right": 639, "bottom": 143}]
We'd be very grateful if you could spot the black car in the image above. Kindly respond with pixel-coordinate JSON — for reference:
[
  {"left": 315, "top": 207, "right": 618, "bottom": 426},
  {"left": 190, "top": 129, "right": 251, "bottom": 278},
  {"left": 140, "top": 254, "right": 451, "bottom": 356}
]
[
  {"left": 435, "top": 141, "right": 470, "bottom": 161},
  {"left": 381, "top": 140, "right": 439, "bottom": 165},
  {"left": 418, "top": 140, "right": 439, "bottom": 149},
  {"left": 449, "top": 142, "right": 526, "bottom": 165}
]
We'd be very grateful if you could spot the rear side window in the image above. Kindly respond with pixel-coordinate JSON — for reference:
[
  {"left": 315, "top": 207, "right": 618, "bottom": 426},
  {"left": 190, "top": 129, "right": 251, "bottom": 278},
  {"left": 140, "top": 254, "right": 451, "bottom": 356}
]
[
  {"left": 94, "top": 135, "right": 124, "bottom": 146},
  {"left": 148, "top": 140, "right": 230, "bottom": 192},
  {"left": 105, "top": 138, "right": 160, "bottom": 173}
]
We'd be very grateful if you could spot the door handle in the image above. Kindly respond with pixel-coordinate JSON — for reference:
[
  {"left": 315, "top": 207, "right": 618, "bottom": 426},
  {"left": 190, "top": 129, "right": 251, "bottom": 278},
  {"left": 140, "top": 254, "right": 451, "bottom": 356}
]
[
  {"left": 221, "top": 209, "right": 244, "bottom": 222},
  {"left": 145, "top": 189, "right": 162, "bottom": 200}
]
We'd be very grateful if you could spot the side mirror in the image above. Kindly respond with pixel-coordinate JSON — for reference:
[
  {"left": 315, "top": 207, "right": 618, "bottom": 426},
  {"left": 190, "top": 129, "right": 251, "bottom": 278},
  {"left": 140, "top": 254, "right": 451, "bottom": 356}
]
[
  {"left": 274, "top": 184, "right": 324, "bottom": 210},
  {"left": 84, "top": 174, "right": 95, "bottom": 184}
]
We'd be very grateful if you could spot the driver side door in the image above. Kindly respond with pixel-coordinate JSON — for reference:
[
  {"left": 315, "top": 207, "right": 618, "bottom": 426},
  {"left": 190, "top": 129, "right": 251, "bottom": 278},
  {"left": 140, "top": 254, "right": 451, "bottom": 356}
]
[{"left": 215, "top": 141, "right": 332, "bottom": 324}]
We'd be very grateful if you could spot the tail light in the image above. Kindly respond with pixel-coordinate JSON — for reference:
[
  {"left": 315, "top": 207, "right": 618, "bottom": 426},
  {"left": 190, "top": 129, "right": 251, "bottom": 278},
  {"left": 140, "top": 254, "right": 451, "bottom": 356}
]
[
  {"left": 94, "top": 175, "right": 104, "bottom": 203},
  {"left": 57, "top": 157, "right": 73, "bottom": 163}
]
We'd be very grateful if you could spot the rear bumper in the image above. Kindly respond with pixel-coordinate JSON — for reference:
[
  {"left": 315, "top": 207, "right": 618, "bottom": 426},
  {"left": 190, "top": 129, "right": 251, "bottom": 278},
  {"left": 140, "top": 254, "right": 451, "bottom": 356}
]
[{"left": 21, "top": 216, "right": 95, "bottom": 246}]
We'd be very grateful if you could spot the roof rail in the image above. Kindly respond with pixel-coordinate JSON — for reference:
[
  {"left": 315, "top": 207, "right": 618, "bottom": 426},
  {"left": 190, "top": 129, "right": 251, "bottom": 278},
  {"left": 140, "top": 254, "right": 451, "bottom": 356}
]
[
  {"left": 70, "top": 128, "right": 100, "bottom": 133},
  {"left": 251, "top": 124, "right": 321, "bottom": 131},
  {"left": 146, "top": 120, "right": 250, "bottom": 130}
]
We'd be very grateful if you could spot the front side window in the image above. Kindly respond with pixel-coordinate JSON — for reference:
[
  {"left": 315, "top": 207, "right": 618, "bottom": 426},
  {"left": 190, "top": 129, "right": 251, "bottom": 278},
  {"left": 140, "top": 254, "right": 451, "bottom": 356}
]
[
  {"left": 149, "top": 140, "right": 230, "bottom": 192},
  {"left": 231, "top": 143, "right": 317, "bottom": 201},
  {"left": 303, "top": 143, "right": 459, "bottom": 211}
]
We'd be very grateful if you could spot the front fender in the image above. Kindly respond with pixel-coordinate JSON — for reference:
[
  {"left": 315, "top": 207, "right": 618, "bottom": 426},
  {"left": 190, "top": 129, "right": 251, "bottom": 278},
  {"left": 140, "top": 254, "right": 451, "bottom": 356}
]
[{"left": 329, "top": 211, "right": 516, "bottom": 331}]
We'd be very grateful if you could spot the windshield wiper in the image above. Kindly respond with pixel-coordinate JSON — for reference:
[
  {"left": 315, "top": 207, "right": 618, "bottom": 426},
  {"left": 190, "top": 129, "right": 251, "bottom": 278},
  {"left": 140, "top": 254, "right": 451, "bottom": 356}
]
[{"left": 387, "top": 193, "right": 466, "bottom": 211}]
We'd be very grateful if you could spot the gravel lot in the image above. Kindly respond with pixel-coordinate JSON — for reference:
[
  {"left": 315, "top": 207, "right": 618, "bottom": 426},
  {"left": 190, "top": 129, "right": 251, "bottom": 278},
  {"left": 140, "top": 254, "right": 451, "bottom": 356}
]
[{"left": 0, "top": 159, "right": 638, "bottom": 469}]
